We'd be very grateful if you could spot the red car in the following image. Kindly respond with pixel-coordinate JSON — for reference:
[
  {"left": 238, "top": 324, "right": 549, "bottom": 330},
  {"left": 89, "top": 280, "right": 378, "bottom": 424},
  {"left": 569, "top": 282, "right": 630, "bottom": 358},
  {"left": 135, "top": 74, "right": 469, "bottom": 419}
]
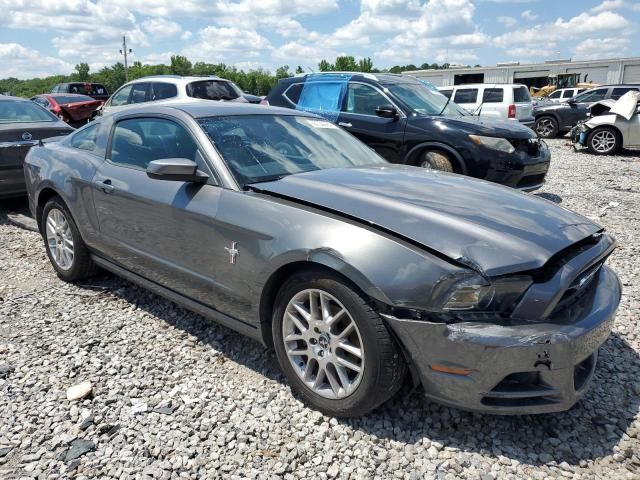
[{"left": 30, "top": 94, "right": 102, "bottom": 124}]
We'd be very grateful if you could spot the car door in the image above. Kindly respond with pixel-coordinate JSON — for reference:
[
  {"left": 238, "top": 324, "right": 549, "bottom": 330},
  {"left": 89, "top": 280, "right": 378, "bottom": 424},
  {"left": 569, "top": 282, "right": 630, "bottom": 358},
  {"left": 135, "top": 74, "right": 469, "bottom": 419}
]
[
  {"left": 566, "top": 88, "right": 609, "bottom": 127},
  {"left": 90, "top": 115, "right": 227, "bottom": 308},
  {"left": 337, "top": 82, "right": 408, "bottom": 163}
]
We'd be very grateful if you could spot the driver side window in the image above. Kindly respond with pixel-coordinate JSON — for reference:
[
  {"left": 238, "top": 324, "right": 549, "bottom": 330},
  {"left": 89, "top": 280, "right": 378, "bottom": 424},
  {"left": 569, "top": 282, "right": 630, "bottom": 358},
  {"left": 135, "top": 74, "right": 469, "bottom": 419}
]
[
  {"left": 109, "top": 85, "right": 133, "bottom": 107},
  {"left": 343, "top": 83, "right": 388, "bottom": 116},
  {"left": 576, "top": 88, "right": 607, "bottom": 103}
]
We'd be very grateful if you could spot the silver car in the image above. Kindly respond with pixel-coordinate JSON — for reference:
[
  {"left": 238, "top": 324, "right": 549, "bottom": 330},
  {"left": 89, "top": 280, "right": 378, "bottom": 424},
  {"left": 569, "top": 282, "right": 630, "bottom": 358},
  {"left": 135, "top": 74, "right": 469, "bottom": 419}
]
[{"left": 24, "top": 103, "right": 621, "bottom": 416}]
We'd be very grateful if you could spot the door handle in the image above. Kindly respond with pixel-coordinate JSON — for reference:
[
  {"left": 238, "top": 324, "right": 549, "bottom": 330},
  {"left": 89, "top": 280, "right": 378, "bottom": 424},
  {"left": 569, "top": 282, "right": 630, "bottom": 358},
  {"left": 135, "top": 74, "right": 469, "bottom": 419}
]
[
  {"left": 338, "top": 122, "right": 352, "bottom": 128},
  {"left": 95, "top": 179, "right": 114, "bottom": 194}
]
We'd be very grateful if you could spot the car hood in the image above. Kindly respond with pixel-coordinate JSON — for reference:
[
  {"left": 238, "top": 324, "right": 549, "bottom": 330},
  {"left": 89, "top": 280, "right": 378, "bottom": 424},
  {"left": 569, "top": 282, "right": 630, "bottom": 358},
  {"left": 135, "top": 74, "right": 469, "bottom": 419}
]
[
  {"left": 251, "top": 165, "right": 601, "bottom": 276},
  {"left": 425, "top": 116, "right": 535, "bottom": 139}
]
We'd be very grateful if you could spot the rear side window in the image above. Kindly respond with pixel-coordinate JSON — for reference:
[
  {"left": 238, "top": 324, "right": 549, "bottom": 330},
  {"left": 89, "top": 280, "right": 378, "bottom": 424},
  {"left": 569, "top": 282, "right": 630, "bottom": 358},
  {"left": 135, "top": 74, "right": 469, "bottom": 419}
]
[
  {"left": 152, "top": 82, "right": 178, "bottom": 101},
  {"left": 611, "top": 87, "right": 639, "bottom": 99},
  {"left": 482, "top": 88, "right": 504, "bottom": 103},
  {"left": 453, "top": 89, "right": 478, "bottom": 104},
  {"left": 561, "top": 90, "right": 575, "bottom": 99},
  {"left": 549, "top": 91, "right": 562, "bottom": 99},
  {"left": 186, "top": 80, "right": 240, "bottom": 100},
  {"left": 283, "top": 83, "right": 304, "bottom": 104},
  {"left": 439, "top": 89, "right": 453, "bottom": 99},
  {"left": 513, "top": 86, "right": 530, "bottom": 103},
  {"left": 130, "top": 83, "right": 151, "bottom": 104},
  {"left": 110, "top": 118, "right": 198, "bottom": 170}
]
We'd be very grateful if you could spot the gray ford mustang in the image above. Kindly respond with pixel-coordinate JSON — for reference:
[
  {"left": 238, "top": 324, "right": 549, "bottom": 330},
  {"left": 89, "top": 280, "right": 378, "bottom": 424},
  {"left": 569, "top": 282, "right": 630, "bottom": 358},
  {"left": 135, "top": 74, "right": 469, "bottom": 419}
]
[{"left": 24, "top": 103, "right": 621, "bottom": 416}]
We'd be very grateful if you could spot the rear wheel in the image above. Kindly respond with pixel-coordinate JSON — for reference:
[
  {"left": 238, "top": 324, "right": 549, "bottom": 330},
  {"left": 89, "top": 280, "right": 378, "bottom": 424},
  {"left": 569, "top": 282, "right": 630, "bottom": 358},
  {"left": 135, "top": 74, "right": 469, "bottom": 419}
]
[
  {"left": 42, "top": 196, "right": 96, "bottom": 282},
  {"left": 535, "top": 116, "right": 559, "bottom": 138},
  {"left": 587, "top": 127, "right": 620, "bottom": 155},
  {"left": 272, "top": 271, "right": 406, "bottom": 417},
  {"left": 419, "top": 150, "right": 454, "bottom": 172}
]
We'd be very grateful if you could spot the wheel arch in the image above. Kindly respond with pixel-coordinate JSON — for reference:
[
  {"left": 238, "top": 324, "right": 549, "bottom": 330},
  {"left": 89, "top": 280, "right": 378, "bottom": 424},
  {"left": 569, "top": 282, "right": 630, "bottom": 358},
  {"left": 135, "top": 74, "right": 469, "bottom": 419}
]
[
  {"left": 35, "top": 186, "right": 63, "bottom": 233},
  {"left": 403, "top": 142, "right": 467, "bottom": 175}
]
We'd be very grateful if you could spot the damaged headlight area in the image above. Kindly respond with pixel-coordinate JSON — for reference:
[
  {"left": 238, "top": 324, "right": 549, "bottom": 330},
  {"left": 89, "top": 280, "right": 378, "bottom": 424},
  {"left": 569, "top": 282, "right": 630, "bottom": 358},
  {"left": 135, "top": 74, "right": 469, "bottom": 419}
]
[
  {"left": 468, "top": 135, "right": 515, "bottom": 154},
  {"left": 430, "top": 273, "right": 533, "bottom": 322}
]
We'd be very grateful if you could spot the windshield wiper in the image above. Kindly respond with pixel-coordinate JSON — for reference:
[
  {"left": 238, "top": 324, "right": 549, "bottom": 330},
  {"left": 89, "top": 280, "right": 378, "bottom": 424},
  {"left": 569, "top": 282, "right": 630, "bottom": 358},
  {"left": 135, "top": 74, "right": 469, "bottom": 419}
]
[
  {"left": 438, "top": 94, "right": 452, "bottom": 116},
  {"left": 245, "top": 173, "right": 291, "bottom": 186}
]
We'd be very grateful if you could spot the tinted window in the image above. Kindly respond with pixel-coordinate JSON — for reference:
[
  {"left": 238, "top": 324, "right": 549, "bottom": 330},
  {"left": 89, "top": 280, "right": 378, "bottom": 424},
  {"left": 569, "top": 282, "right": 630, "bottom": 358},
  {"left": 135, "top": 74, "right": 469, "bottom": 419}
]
[
  {"left": 439, "top": 89, "right": 453, "bottom": 99},
  {"left": 52, "top": 95, "right": 94, "bottom": 104},
  {"left": 454, "top": 89, "right": 478, "bottom": 104},
  {"left": 110, "top": 86, "right": 133, "bottom": 106},
  {"left": 561, "top": 90, "right": 574, "bottom": 99},
  {"left": 344, "top": 83, "right": 389, "bottom": 115},
  {"left": 0, "top": 100, "right": 57, "bottom": 123},
  {"left": 186, "top": 80, "right": 240, "bottom": 100},
  {"left": 482, "top": 88, "right": 504, "bottom": 103},
  {"left": 199, "top": 115, "right": 386, "bottom": 187},
  {"left": 513, "top": 86, "right": 530, "bottom": 102},
  {"left": 386, "top": 81, "right": 468, "bottom": 116},
  {"left": 611, "top": 87, "right": 639, "bottom": 99},
  {"left": 69, "top": 124, "right": 100, "bottom": 153},
  {"left": 151, "top": 82, "right": 178, "bottom": 101},
  {"left": 549, "top": 91, "right": 562, "bottom": 99},
  {"left": 32, "top": 97, "right": 50, "bottom": 108},
  {"left": 130, "top": 83, "right": 151, "bottom": 104},
  {"left": 574, "top": 88, "right": 608, "bottom": 103},
  {"left": 68, "top": 83, "right": 108, "bottom": 96},
  {"left": 283, "top": 83, "right": 303, "bottom": 104},
  {"left": 110, "top": 118, "right": 198, "bottom": 170}
]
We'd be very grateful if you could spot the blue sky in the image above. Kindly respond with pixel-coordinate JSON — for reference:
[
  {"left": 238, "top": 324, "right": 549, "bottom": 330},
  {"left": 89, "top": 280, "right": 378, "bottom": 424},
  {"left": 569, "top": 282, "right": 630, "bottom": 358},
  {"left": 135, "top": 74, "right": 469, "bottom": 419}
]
[{"left": 0, "top": 0, "right": 638, "bottom": 79}]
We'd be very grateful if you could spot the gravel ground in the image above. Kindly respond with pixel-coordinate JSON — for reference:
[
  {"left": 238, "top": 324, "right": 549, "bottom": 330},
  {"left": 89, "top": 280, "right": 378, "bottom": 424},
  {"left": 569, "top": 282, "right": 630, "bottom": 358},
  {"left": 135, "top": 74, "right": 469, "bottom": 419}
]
[{"left": 1, "top": 139, "right": 639, "bottom": 480}]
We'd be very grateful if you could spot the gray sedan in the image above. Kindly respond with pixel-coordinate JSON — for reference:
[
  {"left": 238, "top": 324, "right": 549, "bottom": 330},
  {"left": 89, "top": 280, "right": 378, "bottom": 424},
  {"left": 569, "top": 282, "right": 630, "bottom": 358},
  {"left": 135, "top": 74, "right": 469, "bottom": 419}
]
[{"left": 24, "top": 103, "right": 621, "bottom": 416}]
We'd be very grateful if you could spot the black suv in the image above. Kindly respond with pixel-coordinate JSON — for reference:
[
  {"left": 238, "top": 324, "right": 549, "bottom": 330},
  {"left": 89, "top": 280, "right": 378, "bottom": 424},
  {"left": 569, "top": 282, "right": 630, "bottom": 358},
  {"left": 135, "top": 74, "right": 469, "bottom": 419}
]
[
  {"left": 51, "top": 83, "right": 110, "bottom": 102},
  {"left": 266, "top": 73, "right": 550, "bottom": 191},
  {"left": 534, "top": 84, "right": 640, "bottom": 138}
]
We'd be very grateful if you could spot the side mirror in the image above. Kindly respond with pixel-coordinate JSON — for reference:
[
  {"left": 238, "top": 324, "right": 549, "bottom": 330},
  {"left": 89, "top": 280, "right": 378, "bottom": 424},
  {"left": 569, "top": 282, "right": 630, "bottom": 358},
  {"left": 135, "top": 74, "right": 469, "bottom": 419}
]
[
  {"left": 146, "top": 158, "right": 208, "bottom": 183},
  {"left": 567, "top": 98, "right": 576, "bottom": 105},
  {"left": 375, "top": 105, "right": 399, "bottom": 119}
]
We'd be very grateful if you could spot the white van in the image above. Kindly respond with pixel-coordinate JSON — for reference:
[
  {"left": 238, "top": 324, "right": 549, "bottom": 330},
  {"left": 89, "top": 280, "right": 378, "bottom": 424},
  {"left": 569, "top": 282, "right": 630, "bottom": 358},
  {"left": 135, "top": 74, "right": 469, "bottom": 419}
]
[{"left": 438, "top": 84, "right": 535, "bottom": 127}]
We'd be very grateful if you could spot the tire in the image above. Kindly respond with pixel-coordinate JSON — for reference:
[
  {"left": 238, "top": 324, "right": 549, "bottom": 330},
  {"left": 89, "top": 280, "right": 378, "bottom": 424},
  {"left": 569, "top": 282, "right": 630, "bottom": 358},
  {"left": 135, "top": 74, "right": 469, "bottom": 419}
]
[
  {"left": 272, "top": 271, "right": 406, "bottom": 417},
  {"left": 42, "top": 196, "right": 96, "bottom": 282},
  {"left": 587, "top": 127, "right": 621, "bottom": 155},
  {"left": 419, "top": 150, "right": 454, "bottom": 172},
  {"left": 535, "top": 116, "right": 559, "bottom": 138}
]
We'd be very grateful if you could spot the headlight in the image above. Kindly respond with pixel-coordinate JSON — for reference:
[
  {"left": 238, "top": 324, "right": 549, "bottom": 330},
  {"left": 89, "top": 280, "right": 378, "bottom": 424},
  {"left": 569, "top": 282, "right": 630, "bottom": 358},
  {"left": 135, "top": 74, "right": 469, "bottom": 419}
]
[{"left": 468, "top": 134, "right": 515, "bottom": 154}]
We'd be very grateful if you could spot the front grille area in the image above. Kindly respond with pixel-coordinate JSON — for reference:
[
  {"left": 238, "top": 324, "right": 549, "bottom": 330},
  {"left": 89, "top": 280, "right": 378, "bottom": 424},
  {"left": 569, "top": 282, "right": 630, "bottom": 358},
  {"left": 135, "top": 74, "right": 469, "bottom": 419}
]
[
  {"left": 481, "top": 372, "right": 560, "bottom": 408},
  {"left": 516, "top": 173, "right": 545, "bottom": 188},
  {"left": 574, "top": 353, "right": 596, "bottom": 392}
]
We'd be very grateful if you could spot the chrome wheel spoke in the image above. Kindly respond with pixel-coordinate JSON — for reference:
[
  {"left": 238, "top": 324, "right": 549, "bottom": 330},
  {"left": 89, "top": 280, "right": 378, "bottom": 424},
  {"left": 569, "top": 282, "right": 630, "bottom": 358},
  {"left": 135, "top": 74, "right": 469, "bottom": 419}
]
[
  {"left": 45, "top": 208, "right": 74, "bottom": 270},
  {"left": 282, "top": 288, "right": 365, "bottom": 400}
]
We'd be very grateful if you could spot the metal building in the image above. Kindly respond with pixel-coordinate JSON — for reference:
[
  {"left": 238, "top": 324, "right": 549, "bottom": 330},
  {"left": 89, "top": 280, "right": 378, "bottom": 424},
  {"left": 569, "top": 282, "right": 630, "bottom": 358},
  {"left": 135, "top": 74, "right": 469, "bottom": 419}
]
[{"left": 404, "top": 57, "right": 640, "bottom": 88}]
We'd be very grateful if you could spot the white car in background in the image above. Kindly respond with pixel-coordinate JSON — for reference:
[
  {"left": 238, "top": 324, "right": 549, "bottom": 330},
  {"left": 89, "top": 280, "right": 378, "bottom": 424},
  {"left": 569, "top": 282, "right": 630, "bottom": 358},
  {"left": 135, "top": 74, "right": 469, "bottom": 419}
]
[
  {"left": 544, "top": 88, "right": 588, "bottom": 103},
  {"left": 572, "top": 91, "right": 640, "bottom": 154},
  {"left": 99, "top": 75, "right": 247, "bottom": 117},
  {"left": 438, "top": 84, "right": 535, "bottom": 128}
]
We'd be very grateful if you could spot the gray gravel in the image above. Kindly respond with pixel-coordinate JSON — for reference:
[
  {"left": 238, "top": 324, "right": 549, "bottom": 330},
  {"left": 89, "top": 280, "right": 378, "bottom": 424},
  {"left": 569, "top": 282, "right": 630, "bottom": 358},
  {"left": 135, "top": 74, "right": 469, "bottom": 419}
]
[{"left": 1, "top": 139, "right": 639, "bottom": 479}]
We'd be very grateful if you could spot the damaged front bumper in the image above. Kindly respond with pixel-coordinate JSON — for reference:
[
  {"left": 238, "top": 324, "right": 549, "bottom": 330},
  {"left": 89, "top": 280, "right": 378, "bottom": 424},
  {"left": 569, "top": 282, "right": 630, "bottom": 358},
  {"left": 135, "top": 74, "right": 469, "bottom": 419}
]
[
  {"left": 383, "top": 265, "right": 621, "bottom": 415},
  {"left": 570, "top": 122, "right": 590, "bottom": 149}
]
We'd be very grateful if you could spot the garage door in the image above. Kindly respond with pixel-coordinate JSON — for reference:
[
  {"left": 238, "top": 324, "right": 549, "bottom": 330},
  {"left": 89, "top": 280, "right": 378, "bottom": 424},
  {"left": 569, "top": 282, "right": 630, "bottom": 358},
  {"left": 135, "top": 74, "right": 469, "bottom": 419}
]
[
  {"left": 567, "top": 67, "right": 608, "bottom": 84},
  {"left": 623, "top": 65, "right": 640, "bottom": 83}
]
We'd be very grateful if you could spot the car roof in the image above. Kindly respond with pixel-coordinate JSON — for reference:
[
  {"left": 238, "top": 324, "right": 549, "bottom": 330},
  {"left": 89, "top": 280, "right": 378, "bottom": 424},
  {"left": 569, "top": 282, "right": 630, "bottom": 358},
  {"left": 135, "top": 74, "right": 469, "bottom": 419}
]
[
  {"left": 0, "top": 95, "right": 31, "bottom": 102},
  {"left": 110, "top": 102, "right": 318, "bottom": 120},
  {"left": 287, "top": 71, "right": 419, "bottom": 85},
  {"left": 439, "top": 83, "right": 527, "bottom": 88},
  {"left": 126, "top": 75, "right": 226, "bottom": 84}
]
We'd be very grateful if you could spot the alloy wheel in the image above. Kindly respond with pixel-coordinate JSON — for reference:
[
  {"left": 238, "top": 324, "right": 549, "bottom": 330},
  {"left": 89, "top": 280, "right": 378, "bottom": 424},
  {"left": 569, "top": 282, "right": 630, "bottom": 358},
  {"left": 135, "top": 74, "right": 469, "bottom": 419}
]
[
  {"left": 282, "top": 289, "right": 365, "bottom": 399},
  {"left": 45, "top": 208, "right": 75, "bottom": 270},
  {"left": 536, "top": 118, "right": 555, "bottom": 137},
  {"left": 590, "top": 130, "right": 616, "bottom": 153}
]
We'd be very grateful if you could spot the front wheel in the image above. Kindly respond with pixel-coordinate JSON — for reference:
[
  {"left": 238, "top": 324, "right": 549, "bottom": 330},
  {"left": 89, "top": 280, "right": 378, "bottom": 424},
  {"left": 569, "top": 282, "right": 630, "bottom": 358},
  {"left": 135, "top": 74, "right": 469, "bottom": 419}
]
[
  {"left": 420, "top": 150, "right": 454, "bottom": 172},
  {"left": 587, "top": 127, "right": 620, "bottom": 155},
  {"left": 272, "top": 271, "right": 406, "bottom": 417},
  {"left": 42, "top": 196, "right": 96, "bottom": 282}
]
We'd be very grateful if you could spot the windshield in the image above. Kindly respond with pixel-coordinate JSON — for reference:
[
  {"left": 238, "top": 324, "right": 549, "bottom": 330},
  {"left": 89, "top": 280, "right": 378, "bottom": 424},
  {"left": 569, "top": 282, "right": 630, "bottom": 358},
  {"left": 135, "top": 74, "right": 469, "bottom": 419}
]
[
  {"left": 199, "top": 115, "right": 387, "bottom": 186},
  {"left": 187, "top": 80, "right": 241, "bottom": 101},
  {"left": 0, "top": 100, "right": 57, "bottom": 123},
  {"left": 385, "top": 81, "right": 469, "bottom": 116}
]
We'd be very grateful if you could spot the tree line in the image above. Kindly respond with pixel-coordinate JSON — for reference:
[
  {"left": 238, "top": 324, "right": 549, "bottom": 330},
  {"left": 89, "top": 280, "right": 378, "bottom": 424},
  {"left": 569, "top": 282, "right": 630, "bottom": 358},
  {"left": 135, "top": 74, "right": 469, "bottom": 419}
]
[{"left": 0, "top": 55, "right": 462, "bottom": 98}]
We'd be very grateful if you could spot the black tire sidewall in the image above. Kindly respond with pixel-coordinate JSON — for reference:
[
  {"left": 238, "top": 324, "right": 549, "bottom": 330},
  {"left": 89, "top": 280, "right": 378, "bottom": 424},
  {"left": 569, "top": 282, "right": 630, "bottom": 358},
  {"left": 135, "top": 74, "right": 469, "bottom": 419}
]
[
  {"left": 536, "top": 116, "right": 558, "bottom": 138},
  {"left": 42, "top": 198, "right": 87, "bottom": 281},
  {"left": 272, "top": 273, "right": 393, "bottom": 417},
  {"left": 587, "top": 127, "right": 620, "bottom": 155}
]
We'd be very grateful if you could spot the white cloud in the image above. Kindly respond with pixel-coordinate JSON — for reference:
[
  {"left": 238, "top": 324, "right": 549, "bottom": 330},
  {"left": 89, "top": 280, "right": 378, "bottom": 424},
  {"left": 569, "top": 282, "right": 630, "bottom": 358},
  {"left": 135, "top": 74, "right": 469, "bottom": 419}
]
[
  {"left": 183, "top": 26, "right": 272, "bottom": 62},
  {"left": 498, "top": 16, "right": 517, "bottom": 28},
  {"left": 573, "top": 37, "right": 630, "bottom": 59},
  {"left": 181, "top": 31, "right": 193, "bottom": 40},
  {"left": 0, "top": 43, "right": 74, "bottom": 79},
  {"left": 521, "top": 9, "right": 538, "bottom": 20},
  {"left": 142, "top": 18, "right": 182, "bottom": 38},
  {"left": 591, "top": 0, "right": 626, "bottom": 13}
]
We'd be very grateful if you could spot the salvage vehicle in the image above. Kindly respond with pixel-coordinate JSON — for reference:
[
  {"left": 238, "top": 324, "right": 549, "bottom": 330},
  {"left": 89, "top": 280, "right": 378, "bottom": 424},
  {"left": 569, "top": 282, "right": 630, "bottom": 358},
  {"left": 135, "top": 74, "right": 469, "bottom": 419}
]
[
  {"left": 438, "top": 83, "right": 535, "bottom": 127},
  {"left": 31, "top": 94, "right": 102, "bottom": 125},
  {"left": 0, "top": 96, "right": 73, "bottom": 198},
  {"left": 571, "top": 91, "right": 640, "bottom": 155},
  {"left": 26, "top": 103, "right": 621, "bottom": 416},
  {"left": 99, "top": 75, "right": 248, "bottom": 117},
  {"left": 266, "top": 73, "right": 550, "bottom": 191},
  {"left": 51, "top": 83, "right": 110, "bottom": 102},
  {"left": 534, "top": 85, "right": 640, "bottom": 138}
]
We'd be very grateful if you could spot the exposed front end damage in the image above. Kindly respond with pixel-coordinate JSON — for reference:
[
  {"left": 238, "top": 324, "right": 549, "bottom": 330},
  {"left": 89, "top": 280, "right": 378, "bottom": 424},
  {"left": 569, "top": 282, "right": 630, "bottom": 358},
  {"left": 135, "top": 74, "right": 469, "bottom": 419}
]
[{"left": 383, "top": 234, "right": 621, "bottom": 414}]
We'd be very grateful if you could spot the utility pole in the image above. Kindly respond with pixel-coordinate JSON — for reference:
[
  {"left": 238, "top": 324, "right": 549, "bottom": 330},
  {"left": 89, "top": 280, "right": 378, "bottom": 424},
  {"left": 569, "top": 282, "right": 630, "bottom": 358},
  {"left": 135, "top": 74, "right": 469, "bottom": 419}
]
[{"left": 119, "top": 35, "right": 132, "bottom": 82}]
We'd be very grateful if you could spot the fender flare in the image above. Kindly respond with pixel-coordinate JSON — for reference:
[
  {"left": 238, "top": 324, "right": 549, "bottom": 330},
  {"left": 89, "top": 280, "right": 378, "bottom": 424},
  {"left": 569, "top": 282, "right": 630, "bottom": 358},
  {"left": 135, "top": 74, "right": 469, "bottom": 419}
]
[{"left": 403, "top": 142, "right": 467, "bottom": 175}]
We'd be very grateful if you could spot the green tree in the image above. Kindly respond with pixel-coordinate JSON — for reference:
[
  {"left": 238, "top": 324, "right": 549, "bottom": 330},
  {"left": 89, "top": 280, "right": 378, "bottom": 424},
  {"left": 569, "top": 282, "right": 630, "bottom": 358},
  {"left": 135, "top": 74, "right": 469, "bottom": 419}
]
[
  {"left": 318, "top": 59, "right": 333, "bottom": 72},
  {"left": 358, "top": 57, "right": 373, "bottom": 72},
  {"left": 74, "top": 63, "right": 90, "bottom": 81},
  {"left": 295, "top": 65, "right": 304, "bottom": 74},
  {"left": 170, "top": 55, "right": 193, "bottom": 76},
  {"left": 334, "top": 56, "right": 357, "bottom": 71},
  {"left": 275, "top": 65, "right": 291, "bottom": 79}
]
